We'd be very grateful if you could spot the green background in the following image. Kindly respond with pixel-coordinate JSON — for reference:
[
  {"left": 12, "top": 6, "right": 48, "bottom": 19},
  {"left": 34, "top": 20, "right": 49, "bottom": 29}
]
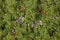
[{"left": 0, "top": 0, "right": 60, "bottom": 40}]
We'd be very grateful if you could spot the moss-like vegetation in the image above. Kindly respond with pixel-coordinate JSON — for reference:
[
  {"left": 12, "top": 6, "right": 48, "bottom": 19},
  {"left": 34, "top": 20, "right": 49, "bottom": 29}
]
[{"left": 0, "top": 0, "right": 60, "bottom": 40}]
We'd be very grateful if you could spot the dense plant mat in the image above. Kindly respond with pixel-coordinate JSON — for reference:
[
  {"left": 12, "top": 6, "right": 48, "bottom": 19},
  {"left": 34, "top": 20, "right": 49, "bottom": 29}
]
[{"left": 0, "top": 0, "right": 60, "bottom": 40}]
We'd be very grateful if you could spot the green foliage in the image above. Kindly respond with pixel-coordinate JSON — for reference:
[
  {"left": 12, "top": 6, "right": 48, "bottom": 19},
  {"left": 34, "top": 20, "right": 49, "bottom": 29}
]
[{"left": 0, "top": 0, "right": 60, "bottom": 40}]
